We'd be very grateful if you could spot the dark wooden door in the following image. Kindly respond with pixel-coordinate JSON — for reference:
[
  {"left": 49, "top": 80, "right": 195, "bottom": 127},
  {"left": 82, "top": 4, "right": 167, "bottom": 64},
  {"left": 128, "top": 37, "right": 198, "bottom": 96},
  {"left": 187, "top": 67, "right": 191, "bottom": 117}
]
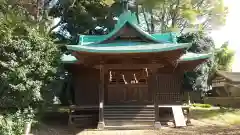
[
  {"left": 106, "top": 69, "right": 153, "bottom": 104},
  {"left": 107, "top": 84, "right": 152, "bottom": 104}
]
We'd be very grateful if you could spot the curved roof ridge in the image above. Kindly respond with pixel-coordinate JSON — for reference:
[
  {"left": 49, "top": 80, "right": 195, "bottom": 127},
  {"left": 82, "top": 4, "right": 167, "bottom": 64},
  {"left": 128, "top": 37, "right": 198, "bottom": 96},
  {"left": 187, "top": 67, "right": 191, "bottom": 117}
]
[
  {"left": 78, "top": 11, "right": 178, "bottom": 45},
  {"left": 93, "top": 11, "right": 163, "bottom": 44},
  {"left": 78, "top": 32, "right": 177, "bottom": 45},
  {"left": 114, "top": 10, "right": 138, "bottom": 29}
]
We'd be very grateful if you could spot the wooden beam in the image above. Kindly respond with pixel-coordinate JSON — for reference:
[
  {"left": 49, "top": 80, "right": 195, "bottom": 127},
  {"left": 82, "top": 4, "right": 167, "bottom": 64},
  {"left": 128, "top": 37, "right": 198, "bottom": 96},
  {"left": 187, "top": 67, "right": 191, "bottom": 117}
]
[
  {"left": 153, "top": 71, "right": 161, "bottom": 129},
  {"left": 94, "top": 64, "right": 164, "bottom": 70},
  {"left": 97, "top": 64, "right": 105, "bottom": 129}
]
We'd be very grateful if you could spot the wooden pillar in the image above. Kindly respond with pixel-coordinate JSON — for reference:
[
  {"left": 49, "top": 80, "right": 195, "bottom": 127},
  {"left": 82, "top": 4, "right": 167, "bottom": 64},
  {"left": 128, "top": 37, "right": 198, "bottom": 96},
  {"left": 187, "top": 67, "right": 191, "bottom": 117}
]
[
  {"left": 97, "top": 64, "right": 105, "bottom": 129},
  {"left": 152, "top": 69, "right": 161, "bottom": 128}
]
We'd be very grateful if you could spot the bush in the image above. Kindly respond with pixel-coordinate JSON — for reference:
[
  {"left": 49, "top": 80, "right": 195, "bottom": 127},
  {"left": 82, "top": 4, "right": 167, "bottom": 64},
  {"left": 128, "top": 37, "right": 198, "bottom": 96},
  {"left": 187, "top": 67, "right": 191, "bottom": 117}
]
[
  {"left": 0, "top": 6, "right": 61, "bottom": 109},
  {"left": 0, "top": 3, "right": 61, "bottom": 135},
  {"left": 192, "top": 103, "right": 212, "bottom": 108},
  {"left": 0, "top": 108, "right": 35, "bottom": 135}
]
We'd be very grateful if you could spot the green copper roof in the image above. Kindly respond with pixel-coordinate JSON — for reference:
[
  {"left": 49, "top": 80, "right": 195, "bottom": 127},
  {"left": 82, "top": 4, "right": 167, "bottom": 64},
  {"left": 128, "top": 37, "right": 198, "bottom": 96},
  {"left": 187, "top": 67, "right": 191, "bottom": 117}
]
[
  {"left": 67, "top": 43, "right": 191, "bottom": 54},
  {"left": 78, "top": 11, "right": 173, "bottom": 45},
  {"left": 61, "top": 52, "right": 211, "bottom": 63},
  {"left": 115, "top": 10, "right": 139, "bottom": 28},
  {"left": 77, "top": 11, "right": 178, "bottom": 45},
  {"left": 78, "top": 32, "right": 177, "bottom": 45},
  {"left": 151, "top": 33, "right": 177, "bottom": 43},
  {"left": 78, "top": 35, "right": 107, "bottom": 45},
  {"left": 96, "top": 21, "right": 160, "bottom": 43},
  {"left": 62, "top": 10, "right": 212, "bottom": 65},
  {"left": 179, "top": 53, "right": 212, "bottom": 62}
]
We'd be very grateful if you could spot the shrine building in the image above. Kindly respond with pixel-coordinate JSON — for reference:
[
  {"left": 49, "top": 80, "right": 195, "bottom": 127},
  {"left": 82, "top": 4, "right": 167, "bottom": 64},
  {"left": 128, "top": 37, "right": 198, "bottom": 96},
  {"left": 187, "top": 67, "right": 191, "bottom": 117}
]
[{"left": 61, "top": 10, "right": 211, "bottom": 129}]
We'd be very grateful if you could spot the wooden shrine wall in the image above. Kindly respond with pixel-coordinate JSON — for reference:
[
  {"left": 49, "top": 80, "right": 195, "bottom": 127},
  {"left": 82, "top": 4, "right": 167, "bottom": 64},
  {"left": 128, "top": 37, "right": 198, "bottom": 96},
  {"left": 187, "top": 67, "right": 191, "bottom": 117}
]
[
  {"left": 154, "top": 72, "right": 183, "bottom": 104},
  {"left": 69, "top": 65, "right": 100, "bottom": 105},
  {"left": 66, "top": 64, "right": 184, "bottom": 105}
]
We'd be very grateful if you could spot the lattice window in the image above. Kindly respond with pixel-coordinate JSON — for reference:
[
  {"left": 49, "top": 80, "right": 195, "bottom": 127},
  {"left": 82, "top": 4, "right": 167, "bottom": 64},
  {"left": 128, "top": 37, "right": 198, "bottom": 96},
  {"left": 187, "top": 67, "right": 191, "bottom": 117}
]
[{"left": 157, "top": 93, "right": 181, "bottom": 104}]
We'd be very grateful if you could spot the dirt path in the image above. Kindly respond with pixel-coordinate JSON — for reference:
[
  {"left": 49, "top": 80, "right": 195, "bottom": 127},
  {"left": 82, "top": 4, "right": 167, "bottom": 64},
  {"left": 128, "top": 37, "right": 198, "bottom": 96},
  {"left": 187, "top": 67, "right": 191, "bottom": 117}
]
[{"left": 32, "top": 119, "right": 240, "bottom": 135}]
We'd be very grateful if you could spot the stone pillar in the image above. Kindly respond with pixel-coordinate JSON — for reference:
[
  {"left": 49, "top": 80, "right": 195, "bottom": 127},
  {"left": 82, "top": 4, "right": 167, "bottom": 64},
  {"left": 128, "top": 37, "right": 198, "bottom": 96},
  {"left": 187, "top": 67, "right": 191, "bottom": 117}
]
[{"left": 97, "top": 64, "right": 105, "bottom": 129}]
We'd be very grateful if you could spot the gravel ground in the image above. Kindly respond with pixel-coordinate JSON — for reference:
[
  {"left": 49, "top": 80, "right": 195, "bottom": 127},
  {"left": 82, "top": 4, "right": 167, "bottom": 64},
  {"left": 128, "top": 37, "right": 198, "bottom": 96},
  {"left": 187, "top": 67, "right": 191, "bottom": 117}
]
[{"left": 32, "top": 120, "right": 240, "bottom": 135}]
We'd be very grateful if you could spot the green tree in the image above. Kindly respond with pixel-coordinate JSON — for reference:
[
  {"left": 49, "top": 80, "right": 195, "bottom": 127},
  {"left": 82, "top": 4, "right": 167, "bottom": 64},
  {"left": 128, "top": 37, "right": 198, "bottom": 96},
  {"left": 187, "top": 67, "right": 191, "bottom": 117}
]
[
  {"left": 178, "top": 32, "right": 215, "bottom": 91},
  {"left": 178, "top": 32, "right": 235, "bottom": 92},
  {"left": 49, "top": 0, "right": 111, "bottom": 35},
  {"left": 214, "top": 42, "right": 234, "bottom": 71},
  {"left": 0, "top": 2, "right": 61, "bottom": 110},
  {"left": 136, "top": 0, "right": 227, "bottom": 33},
  {"left": 207, "top": 42, "right": 235, "bottom": 83},
  {"left": 0, "top": 2, "right": 61, "bottom": 134},
  {"left": 48, "top": 0, "right": 227, "bottom": 38}
]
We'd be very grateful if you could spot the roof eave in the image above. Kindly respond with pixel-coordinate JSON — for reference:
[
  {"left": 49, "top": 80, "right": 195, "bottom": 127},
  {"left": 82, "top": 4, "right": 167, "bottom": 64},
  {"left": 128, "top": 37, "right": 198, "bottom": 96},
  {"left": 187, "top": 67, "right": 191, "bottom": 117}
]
[
  {"left": 179, "top": 53, "right": 212, "bottom": 62},
  {"left": 66, "top": 43, "right": 191, "bottom": 54},
  {"left": 216, "top": 71, "right": 240, "bottom": 83}
]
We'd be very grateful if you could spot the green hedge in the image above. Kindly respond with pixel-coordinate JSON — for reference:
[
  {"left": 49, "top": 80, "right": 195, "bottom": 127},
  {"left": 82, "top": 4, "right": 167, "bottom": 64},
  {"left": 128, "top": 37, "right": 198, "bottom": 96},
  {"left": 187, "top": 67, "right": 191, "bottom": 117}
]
[{"left": 192, "top": 103, "right": 212, "bottom": 108}]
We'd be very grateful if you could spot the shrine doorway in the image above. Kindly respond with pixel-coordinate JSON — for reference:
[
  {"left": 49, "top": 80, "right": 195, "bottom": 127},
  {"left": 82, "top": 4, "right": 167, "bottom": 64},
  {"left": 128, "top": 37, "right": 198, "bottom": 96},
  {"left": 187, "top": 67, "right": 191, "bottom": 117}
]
[{"left": 106, "top": 69, "right": 153, "bottom": 105}]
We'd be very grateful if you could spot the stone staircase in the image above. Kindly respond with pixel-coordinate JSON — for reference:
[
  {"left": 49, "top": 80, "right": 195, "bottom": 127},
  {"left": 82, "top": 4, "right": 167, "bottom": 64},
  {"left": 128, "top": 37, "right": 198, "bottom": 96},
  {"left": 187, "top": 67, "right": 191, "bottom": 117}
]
[{"left": 104, "top": 105, "right": 155, "bottom": 129}]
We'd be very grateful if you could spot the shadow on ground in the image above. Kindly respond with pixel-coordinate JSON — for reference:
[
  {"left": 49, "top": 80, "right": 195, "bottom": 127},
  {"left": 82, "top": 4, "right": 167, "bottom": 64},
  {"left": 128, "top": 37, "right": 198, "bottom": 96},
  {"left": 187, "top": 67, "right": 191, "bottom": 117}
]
[
  {"left": 32, "top": 110, "right": 240, "bottom": 135},
  {"left": 32, "top": 122, "right": 240, "bottom": 135}
]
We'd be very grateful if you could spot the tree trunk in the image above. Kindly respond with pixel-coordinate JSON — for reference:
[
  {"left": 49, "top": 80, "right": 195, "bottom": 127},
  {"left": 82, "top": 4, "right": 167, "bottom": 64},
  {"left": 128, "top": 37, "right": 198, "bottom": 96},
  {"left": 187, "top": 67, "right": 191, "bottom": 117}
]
[
  {"left": 188, "top": 92, "right": 191, "bottom": 105},
  {"left": 160, "top": 0, "right": 166, "bottom": 33},
  {"left": 149, "top": 9, "right": 155, "bottom": 33},
  {"left": 142, "top": 7, "right": 150, "bottom": 33},
  {"left": 36, "top": 0, "right": 45, "bottom": 21},
  {"left": 136, "top": 4, "right": 140, "bottom": 24},
  {"left": 171, "top": 0, "right": 180, "bottom": 29}
]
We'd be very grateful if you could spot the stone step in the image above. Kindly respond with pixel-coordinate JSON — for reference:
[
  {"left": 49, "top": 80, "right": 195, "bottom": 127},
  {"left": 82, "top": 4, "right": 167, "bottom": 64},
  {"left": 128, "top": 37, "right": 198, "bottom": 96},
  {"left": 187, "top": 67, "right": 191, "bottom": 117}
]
[
  {"left": 105, "top": 120, "right": 155, "bottom": 129},
  {"left": 104, "top": 125, "right": 154, "bottom": 130},
  {"left": 105, "top": 105, "right": 154, "bottom": 108},
  {"left": 105, "top": 119, "right": 155, "bottom": 123},
  {"left": 103, "top": 105, "right": 156, "bottom": 128},
  {"left": 104, "top": 116, "right": 154, "bottom": 119},
  {"left": 104, "top": 113, "right": 154, "bottom": 116},
  {"left": 104, "top": 110, "right": 154, "bottom": 114},
  {"left": 104, "top": 108, "right": 154, "bottom": 111}
]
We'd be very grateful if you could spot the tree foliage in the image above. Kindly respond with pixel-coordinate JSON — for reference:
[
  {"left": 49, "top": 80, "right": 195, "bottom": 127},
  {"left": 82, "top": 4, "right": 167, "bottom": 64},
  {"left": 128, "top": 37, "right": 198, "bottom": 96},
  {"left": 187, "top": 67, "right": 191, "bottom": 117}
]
[
  {"left": 0, "top": 2, "right": 61, "bottom": 134},
  {"left": 0, "top": 108, "right": 34, "bottom": 135},
  {"left": 49, "top": 0, "right": 111, "bottom": 35},
  {"left": 214, "top": 42, "right": 234, "bottom": 71},
  {"left": 137, "top": 0, "right": 227, "bottom": 33},
  {"left": 178, "top": 32, "right": 215, "bottom": 91},
  {"left": 178, "top": 32, "right": 234, "bottom": 91},
  {"left": 0, "top": 2, "right": 61, "bottom": 109},
  {"left": 48, "top": 0, "right": 227, "bottom": 39}
]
